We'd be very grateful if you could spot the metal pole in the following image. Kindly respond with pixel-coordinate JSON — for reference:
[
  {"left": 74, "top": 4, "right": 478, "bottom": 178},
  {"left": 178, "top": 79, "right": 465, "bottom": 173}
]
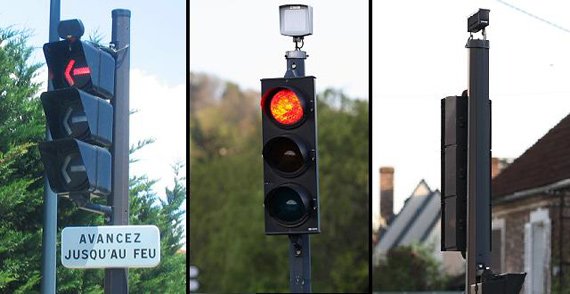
[
  {"left": 41, "top": 1, "right": 60, "bottom": 293},
  {"left": 465, "top": 36, "right": 491, "bottom": 291},
  {"left": 104, "top": 9, "right": 131, "bottom": 294},
  {"left": 288, "top": 234, "right": 311, "bottom": 293},
  {"left": 558, "top": 190, "right": 570, "bottom": 292},
  {"left": 284, "top": 48, "right": 312, "bottom": 293}
]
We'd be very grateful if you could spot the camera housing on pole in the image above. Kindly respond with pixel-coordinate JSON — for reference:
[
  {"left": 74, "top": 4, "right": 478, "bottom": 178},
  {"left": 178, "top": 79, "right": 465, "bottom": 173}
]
[{"left": 467, "top": 8, "right": 489, "bottom": 34}]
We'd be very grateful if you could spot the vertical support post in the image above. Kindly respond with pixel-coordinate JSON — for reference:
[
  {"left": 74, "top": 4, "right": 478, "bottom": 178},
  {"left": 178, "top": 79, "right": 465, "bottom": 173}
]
[
  {"left": 104, "top": 9, "right": 131, "bottom": 294},
  {"left": 284, "top": 50, "right": 307, "bottom": 78},
  {"left": 285, "top": 50, "right": 312, "bottom": 293},
  {"left": 560, "top": 191, "right": 565, "bottom": 292},
  {"left": 41, "top": 1, "right": 60, "bottom": 293},
  {"left": 289, "top": 234, "right": 311, "bottom": 293},
  {"left": 465, "top": 37, "right": 491, "bottom": 290}
]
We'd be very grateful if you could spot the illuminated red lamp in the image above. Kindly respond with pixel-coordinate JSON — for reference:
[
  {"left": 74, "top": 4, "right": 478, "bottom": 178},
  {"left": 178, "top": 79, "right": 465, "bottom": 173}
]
[
  {"left": 267, "top": 88, "right": 304, "bottom": 126},
  {"left": 64, "top": 59, "right": 91, "bottom": 86}
]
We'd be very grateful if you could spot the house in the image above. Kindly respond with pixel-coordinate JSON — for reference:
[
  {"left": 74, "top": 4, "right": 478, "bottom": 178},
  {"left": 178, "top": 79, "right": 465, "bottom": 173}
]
[
  {"left": 373, "top": 168, "right": 464, "bottom": 276},
  {"left": 491, "top": 113, "right": 570, "bottom": 294}
]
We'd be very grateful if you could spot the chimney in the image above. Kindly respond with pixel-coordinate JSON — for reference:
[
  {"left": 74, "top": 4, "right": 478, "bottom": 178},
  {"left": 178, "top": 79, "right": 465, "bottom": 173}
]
[
  {"left": 380, "top": 167, "right": 394, "bottom": 225},
  {"left": 491, "top": 157, "right": 500, "bottom": 179}
]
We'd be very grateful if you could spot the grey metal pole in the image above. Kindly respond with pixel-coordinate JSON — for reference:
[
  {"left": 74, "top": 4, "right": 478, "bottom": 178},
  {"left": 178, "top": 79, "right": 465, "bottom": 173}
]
[
  {"left": 104, "top": 9, "right": 131, "bottom": 294},
  {"left": 465, "top": 37, "right": 491, "bottom": 291},
  {"left": 40, "top": 1, "right": 60, "bottom": 293},
  {"left": 288, "top": 234, "right": 311, "bottom": 292},
  {"left": 284, "top": 49, "right": 312, "bottom": 293}
]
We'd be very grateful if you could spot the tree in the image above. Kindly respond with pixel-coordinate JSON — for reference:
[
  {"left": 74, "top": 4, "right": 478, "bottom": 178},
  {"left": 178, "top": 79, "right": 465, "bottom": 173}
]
[
  {"left": 128, "top": 161, "right": 186, "bottom": 293},
  {"left": 313, "top": 89, "right": 369, "bottom": 292},
  {"left": 373, "top": 244, "right": 449, "bottom": 291},
  {"left": 0, "top": 27, "right": 47, "bottom": 293}
]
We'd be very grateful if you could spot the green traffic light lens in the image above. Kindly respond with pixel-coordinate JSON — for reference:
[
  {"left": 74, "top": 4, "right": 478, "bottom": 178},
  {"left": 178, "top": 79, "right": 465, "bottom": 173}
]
[{"left": 267, "top": 186, "right": 310, "bottom": 226}]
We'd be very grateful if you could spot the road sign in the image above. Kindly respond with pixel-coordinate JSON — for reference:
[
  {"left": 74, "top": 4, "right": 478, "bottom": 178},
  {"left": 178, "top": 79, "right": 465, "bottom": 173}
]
[{"left": 61, "top": 225, "right": 160, "bottom": 269}]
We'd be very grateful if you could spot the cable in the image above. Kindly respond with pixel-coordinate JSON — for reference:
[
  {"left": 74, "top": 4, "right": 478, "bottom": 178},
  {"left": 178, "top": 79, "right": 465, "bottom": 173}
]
[{"left": 496, "top": 0, "right": 570, "bottom": 34}]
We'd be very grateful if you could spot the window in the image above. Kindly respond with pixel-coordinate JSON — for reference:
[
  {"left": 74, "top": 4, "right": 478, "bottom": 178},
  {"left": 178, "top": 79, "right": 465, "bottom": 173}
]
[{"left": 524, "top": 208, "right": 551, "bottom": 294}]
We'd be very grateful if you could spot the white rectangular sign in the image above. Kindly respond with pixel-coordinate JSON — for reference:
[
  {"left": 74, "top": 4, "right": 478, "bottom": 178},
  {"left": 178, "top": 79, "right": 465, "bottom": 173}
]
[{"left": 61, "top": 225, "right": 160, "bottom": 269}]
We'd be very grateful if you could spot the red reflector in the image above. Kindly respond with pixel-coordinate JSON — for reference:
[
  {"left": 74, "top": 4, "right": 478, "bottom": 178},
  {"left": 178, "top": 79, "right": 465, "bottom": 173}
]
[
  {"left": 269, "top": 89, "right": 304, "bottom": 126},
  {"left": 73, "top": 67, "right": 91, "bottom": 76}
]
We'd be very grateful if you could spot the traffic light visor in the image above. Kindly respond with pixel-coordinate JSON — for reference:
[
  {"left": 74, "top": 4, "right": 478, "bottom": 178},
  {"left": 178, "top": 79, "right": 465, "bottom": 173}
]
[{"left": 267, "top": 88, "right": 304, "bottom": 126}]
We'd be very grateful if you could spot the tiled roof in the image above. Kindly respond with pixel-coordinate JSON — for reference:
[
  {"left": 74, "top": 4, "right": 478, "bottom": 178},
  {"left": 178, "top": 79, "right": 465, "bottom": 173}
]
[
  {"left": 376, "top": 180, "right": 440, "bottom": 253},
  {"left": 492, "top": 114, "right": 570, "bottom": 198}
]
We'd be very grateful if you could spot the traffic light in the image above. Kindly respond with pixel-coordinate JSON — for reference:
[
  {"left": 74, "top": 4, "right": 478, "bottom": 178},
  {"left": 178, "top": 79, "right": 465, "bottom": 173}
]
[
  {"left": 39, "top": 33, "right": 115, "bottom": 202},
  {"left": 39, "top": 138, "right": 111, "bottom": 197},
  {"left": 441, "top": 92, "right": 468, "bottom": 254},
  {"left": 43, "top": 38, "right": 115, "bottom": 99},
  {"left": 260, "top": 76, "right": 320, "bottom": 234}
]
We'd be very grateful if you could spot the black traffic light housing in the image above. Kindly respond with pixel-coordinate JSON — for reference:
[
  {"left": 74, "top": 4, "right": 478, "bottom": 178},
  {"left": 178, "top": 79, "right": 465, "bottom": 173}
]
[
  {"left": 39, "top": 138, "right": 111, "bottom": 198},
  {"left": 44, "top": 39, "right": 115, "bottom": 99},
  {"left": 472, "top": 270, "right": 526, "bottom": 294},
  {"left": 441, "top": 92, "right": 468, "bottom": 255},
  {"left": 41, "top": 88, "right": 113, "bottom": 146},
  {"left": 39, "top": 33, "right": 115, "bottom": 203},
  {"left": 261, "top": 76, "right": 320, "bottom": 234}
]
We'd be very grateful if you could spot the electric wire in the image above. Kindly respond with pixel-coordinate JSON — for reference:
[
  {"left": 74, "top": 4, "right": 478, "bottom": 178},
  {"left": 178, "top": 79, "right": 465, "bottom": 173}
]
[{"left": 496, "top": 0, "right": 570, "bottom": 34}]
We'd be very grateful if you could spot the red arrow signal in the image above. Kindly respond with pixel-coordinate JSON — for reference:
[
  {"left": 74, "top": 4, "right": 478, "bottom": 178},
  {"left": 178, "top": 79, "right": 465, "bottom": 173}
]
[{"left": 64, "top": 59, "right": 91, "bottom": 86}]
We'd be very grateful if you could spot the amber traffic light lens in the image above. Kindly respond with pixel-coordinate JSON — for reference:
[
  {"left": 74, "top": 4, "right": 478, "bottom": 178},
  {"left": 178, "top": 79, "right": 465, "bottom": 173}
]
[{"left": 263, "top": 136, "right": 306, "bottom": 174}]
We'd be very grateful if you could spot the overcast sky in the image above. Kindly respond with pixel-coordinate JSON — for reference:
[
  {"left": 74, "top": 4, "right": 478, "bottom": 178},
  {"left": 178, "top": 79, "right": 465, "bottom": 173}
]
[
  {"left": 190, "top": 0, "right": 369, "bottom": 100},
  {"left": 372, "top": 0, "right": 570, "bottom": 229},
  {"left": 0, "top": 1, "right": 186, "bottom": 203}
]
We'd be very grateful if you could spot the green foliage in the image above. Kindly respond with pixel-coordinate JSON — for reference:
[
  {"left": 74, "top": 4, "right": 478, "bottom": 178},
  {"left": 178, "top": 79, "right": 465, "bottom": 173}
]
[
  {"left": 0, "top": 27, "right": 46, "bottom": 294},
  {"left": 128, "top": 162, "right": 186, "bottom": 293},
  {"left": 190, "top": 73, "right": 369, "bottom": 292},
  {"left": 373, "top": 244, "right": 449, "bottom": 291},
  {"left": 313, "top": 89, "right": 369, "bottom": 292},
  {"left": 551, "top": 262, "right": 570, "bottom": 294},
  {"left": 0, "top": 27, "right": 185, "bottom": 293}
]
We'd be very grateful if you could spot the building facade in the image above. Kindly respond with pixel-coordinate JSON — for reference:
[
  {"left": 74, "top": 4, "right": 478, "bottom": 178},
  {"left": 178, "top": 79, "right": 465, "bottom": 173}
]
[{"left": 491, "top": 114, "right": 570, "bottom": 294}]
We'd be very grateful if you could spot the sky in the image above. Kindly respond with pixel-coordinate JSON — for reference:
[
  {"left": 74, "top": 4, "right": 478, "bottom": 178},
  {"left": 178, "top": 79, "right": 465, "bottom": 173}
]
[
  {"left": 0, "top": 1, "right": 186, "bottom": 208},
  {"left": 190, "top": 0, "right": 369, "bottom": 100},
  {"left": 372, "top": 0, "right": 570, "bottom": 229}
]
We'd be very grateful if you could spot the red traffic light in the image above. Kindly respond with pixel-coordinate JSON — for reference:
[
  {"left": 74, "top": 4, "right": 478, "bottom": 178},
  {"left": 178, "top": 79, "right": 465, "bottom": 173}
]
[
  {"left": 64, "top": 59, "right": 91, "bottom": 87},
  {"left": 43, "top": 39, "right": 115, "bottom": 99},
  {"left": 266, "top": 88, "right": 304, "bottom": 127},
  {"left": 260, "top": 77, "right": 320, "bottom": 234}
]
